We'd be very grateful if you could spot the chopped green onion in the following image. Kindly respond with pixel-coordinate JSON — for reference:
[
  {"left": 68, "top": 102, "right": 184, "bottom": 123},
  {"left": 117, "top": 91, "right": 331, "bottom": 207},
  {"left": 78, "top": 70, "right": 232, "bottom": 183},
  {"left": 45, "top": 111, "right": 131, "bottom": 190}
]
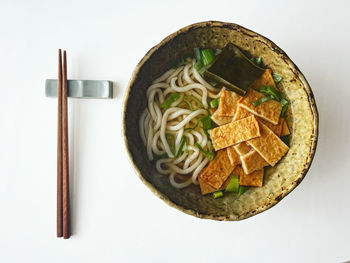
[
  {"left": 193, "top": 47, "right": 204, "bottom": 73},
  {"left": 184, "top": 118, "right": 200, "bottom": 132},
  {"left": 175, "top": 136, "right": 186, "bottom": 158},
  {"left": 225, "top": 175, "right": 239, "bottom": 193},
  {"left": 281, "top": 135, "right": 289, "bottom": 146},
  {"left": 273, "top": 73, "right": 283, "bottom": 84},
  {"left": 259, "top": 86, "right": 268, "bottom": 94},
  {"left": 195, "top": 61, "right": 205, "bottom": 74},
  {"left": 194, "top": 48, "right": 201, "bottom": 62},
  {"left": 250, "top": 56, "right": 262, "bottom": 65},
  {"left": 252, "top": 96, "right": 272, "bottom": 106},
  {"left": 195, "top": 142, "right": 214, "bottom": 160},
  {"left": 161, "top": 93, "right": 180, "bottom": 109},
  {"left": 166, "top": 133, "right": 176, "bottom": 154},
  {"left": 213, "top": 191, "right": 223, "bottom": 199},
  {"left": 201, "top": 48, "right": 215, "bottom": 66},
  {"left": 183, "top": 95, "right": 203, "bottom": 111},
  {"left": 280, "top": 98, "right": 289, "bottom": 116},
  {"left": 210, "top": 98, "right": 219, "bottom": 108},
  {"left": 266, "top": 86, "right": 280, "bottom": 100},
  {"left": 188, "top": 95, "right": 203, "bottom": 107},
  {"left": 259, "top": 86, "right": 280, "bottom": 100},
  {"left": 184, "top": 141, "right": 189, "bottom": 153},
  {"left": 256, "top": 56, "right": 262, "bottom": 65},
  {"left": 183, "top": 97, "right": 193, "bottom": 110},
  {"left": 201, "top": 116, "right": 212, "bottom": 131},
  {"left": 238, "top": 186, "right": 247, "bottom": 196}
]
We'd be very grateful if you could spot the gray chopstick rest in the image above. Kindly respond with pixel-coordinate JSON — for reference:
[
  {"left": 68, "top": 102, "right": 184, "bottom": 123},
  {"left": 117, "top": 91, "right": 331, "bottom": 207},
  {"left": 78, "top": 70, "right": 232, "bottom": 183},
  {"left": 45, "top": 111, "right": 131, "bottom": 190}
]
[{"left": 45, "top": 79, "right": 113, "bottom": 99}]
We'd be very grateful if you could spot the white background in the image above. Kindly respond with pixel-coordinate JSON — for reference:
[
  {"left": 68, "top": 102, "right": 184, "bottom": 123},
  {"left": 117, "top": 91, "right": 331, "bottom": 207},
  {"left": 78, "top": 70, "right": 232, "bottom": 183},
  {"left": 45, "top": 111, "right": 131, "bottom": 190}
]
[{"left": 1, "top": 0, "right": 349, "bottom": 262}]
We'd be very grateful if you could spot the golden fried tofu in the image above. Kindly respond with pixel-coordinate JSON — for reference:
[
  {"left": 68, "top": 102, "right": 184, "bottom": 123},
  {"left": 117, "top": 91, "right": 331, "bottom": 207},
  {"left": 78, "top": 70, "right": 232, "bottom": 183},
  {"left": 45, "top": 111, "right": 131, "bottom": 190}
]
[
  {"left": 232, "top": 105, "right": 252, "bottom": 121},
  {"left": 234, "top": 142, "right": 252, "bottom": 156},
  {"left": 260, "top": 118, "right": 284, "bottom": 137},
  {"left": 281, "top": 118, "right": 290, "bottom": 136},
  {"left": 198, "top": 174, "right": 233, "bottom": 195},
  {"left": 233, "top": 165, "right": 264, "bottom": 187},
  {"left": 247, "top": 121, "right": 289, "bottom": 166},
  {"left": 210, "top": 115, "right": 261, "bottom": 151},
  {"left": 211, "top": 108, "right": 233, "bottom": 126},
  {"left": 199, "top": 149, "right": 236, "bottom": 189},
  {"left": 226, "top": 146, "right": 241, "bottom": 166},
  {"left": 238, "top": 89, "right": 282, "bottom": 125},
  {"left": 240, "top": 150, "right": 268, "bottom": 174},
  {"left": 217, "top": 89, "right": 240, "bottom": 116},
  {"left": 250, "top": 69, "right": 277, "bottom": 91}
]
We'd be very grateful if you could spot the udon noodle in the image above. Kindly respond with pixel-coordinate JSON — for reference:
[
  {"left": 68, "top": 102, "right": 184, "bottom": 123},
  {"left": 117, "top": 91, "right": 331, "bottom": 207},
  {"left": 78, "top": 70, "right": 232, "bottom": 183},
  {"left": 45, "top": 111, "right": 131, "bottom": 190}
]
[{"left": 139, "top": 59, "right": 221, "bottom": 189}]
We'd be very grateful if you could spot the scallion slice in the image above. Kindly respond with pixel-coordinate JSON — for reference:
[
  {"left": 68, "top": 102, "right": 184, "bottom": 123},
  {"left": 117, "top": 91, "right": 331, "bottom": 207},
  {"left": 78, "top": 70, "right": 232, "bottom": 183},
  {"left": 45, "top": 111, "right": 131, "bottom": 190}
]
[
  {"left": 250, "top": 56, "right": 262, "bottom": 65},
  {"left": 273, "top": 73, "right": 283, "bottom": 84},
  {"left": 161, "top": 93, "right": 180, "bottom": 109},
  {"left": 201, "top": 116, "right": 212, "bottom": 131},
  {"left": 193, "top": 47, "right": 204, "bottom": 73},
  {"left": 252, "top": 96, "right": 272, "bottom": 106},
  {"left": 238, "top": 186, "right": 247, "bottom": 196},
  {"left": 225, "top": 175, "right": 239, "bottom": 193},
  {"left": 213, "top": 191, "right": 223, "bottom": 199},
  {"left": 256, "top": 56, "right": 262, "bottom": 65},
  {"left": 184, "top": 141, "right": 189, "bottom": 153},
  {"left": 259, "top": 86, "right": 280, "bottom": 100},
  {"left": 194, "top": 47, "right": 201, "bottom": 62},
  {"left": 201, "top": 48, "right": 215, "bottom": 66},
  {"left": 210, "top": 98, "right": 219, "bottom": 108},
  {"left": 194, "top": 142, "right": 214, "bottom": 160},
  {"left": 175, "top": 136, "right": 186, "bottom": 158},
  {"left": 184, "top": 118, "right": 200, "bottom": 132},
  {"left": 280, "top": 98, "right": 289, "bottom": 116}
]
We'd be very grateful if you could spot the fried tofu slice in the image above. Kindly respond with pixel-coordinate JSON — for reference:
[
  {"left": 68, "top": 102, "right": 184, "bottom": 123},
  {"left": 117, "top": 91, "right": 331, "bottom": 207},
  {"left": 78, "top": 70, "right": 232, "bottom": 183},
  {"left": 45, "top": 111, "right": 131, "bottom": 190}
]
[
  {"left": 233, "top": 105, "right": 283, "bottom": 136},
  {"left": 209, "top": 115, "right": 261, "bottom": 151},
  {"left": 211, "top": 108, "right": 233, "bottom": 126},
  {"left": 217, "top": 89, "right": 240, "bottom": 116},
  {"left": 234, "top": 142, "right": 252, "bottom": 156},
  {"left": 198, "top": 174, "right": 233, "bottom": 195},
  {"left": 226, "top": 146, "right": 241, "bottom": 166},
  {"left": 250, "top": 69, "right": 277, "bottom": 91},
  {"left": 233, "top": 165, "right": 264, "bottom": 187},
  {"left": 247, "top": 121, "right": 289, "bottom": 166},
  {"left": 260, "top": 118, "right": 284, "bottom": 137},
  {"left": 240, "top": 150, "right": 268, "bottom": 174},
  {"left": 232, "top": 105, "right": 252, "bottom": 121},
  {"left": 238, "top": 88, "right": 282, "bottom": 125},
  {"left": 198, "top": 149, "right": 236, "bottom": 189},
  {"left": 281, "top": 118, "right": 290, "bottom": 136}
]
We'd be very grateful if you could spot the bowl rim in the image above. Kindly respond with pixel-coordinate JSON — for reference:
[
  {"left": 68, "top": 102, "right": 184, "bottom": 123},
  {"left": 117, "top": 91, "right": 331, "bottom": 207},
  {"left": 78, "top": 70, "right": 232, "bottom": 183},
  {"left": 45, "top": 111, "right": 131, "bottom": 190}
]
[{"left": 122, "top": 21, "right": 319, "bottom": 221}]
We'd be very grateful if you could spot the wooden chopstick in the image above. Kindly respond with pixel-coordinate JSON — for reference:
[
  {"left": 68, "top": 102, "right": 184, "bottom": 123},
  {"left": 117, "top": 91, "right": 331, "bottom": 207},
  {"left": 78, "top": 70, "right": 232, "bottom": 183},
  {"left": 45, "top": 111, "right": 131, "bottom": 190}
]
[
  {"left": 62, "top": 50, "right": 70, "bottom": 239},
  {"left": 57, "top": 49, "right": 63, "bottom": 237}
]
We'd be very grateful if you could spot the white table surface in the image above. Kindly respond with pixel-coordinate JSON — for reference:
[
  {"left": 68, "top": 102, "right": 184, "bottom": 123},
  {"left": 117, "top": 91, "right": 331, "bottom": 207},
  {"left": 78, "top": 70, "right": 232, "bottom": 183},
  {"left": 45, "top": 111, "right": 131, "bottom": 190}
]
[{"left": 1, "top": 0, "right": 349, "bottom": 262}]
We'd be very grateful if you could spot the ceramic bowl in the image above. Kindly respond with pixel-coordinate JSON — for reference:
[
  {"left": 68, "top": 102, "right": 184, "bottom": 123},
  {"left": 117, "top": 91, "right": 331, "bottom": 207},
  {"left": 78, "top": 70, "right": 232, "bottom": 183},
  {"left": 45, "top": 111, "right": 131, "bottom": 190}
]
[{"left": 123, "top": 21, "right": 318, "bottom": 220}]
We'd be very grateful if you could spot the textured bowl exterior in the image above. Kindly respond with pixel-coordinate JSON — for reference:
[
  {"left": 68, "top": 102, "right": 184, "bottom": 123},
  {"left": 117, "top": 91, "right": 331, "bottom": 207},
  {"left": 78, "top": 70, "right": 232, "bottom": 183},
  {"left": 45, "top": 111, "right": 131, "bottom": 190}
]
[{"left": 123, "top": 21, "right": 318, "bottom": 220}]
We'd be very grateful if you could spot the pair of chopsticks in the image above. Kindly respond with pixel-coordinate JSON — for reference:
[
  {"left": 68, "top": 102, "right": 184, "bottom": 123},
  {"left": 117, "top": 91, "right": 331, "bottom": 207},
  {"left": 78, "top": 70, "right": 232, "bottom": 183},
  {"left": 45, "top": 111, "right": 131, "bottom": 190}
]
[{"left": 57, "top": 49, "right": 70, "bottom": 239}]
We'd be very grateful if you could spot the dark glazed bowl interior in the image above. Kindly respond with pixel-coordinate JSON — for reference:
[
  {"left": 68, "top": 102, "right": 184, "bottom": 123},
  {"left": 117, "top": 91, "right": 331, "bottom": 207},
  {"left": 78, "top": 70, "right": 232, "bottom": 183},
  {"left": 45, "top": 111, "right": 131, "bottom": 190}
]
[{"left": 123, "top": 21, "right": 318, "bottom": 220}]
